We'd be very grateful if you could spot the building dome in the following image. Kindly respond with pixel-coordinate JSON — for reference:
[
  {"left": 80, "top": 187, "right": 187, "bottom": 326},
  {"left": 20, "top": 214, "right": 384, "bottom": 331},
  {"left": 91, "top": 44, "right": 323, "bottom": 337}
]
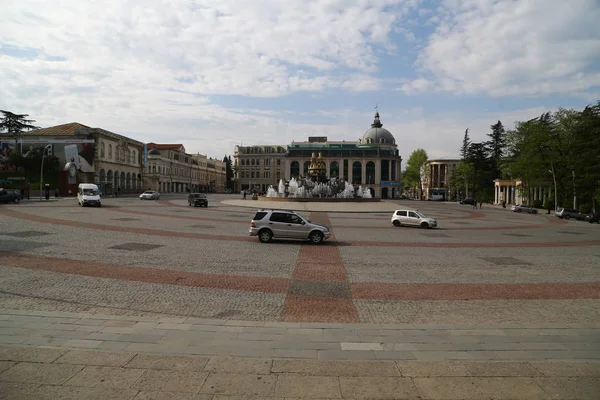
[
  {"left": 361, "top": 112, "right": 395, "bottom": 145},
  {"left": 148, "top": 148, "right": 161, "bottom": 155}
]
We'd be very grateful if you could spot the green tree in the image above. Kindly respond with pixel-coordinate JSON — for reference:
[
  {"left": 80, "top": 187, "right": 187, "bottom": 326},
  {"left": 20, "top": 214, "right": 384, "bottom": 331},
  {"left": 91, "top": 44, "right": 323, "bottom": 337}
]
[
  {"left": 223, "top": 155, "right": 234, "bottom": 191},
  {"left": 460, "top": 128, "right": 470, "bottom": 160},
  {"left": 0, "top": 110, "right": 39, "bottom": 136},
  {"left": 404, "top": 149, "right": 428, "bottom": 199},
  {"left": 485, "top": 120, "right": 505, "bottom": 180}
]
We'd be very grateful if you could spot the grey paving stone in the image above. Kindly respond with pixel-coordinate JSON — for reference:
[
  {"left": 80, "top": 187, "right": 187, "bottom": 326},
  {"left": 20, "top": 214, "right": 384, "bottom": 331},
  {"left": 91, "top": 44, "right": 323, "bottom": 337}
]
[
  {"left": 272, "top": 359, "right": 400, "bottom": 376},
  {"left": 0, "top": 346, "right": 67, "bottom": 362},
  {"left": 275, "top": 375, "right": 341, "bottom": 398},
  {"left": 373, "top": 351, "right": 417, "bottom": 360},
  {"left": 532, "top": 360, "right": 600, "bottom": 376},
  {"left": 133, "top": 369, "right": 208, "bottom": 393},
  {"left": 237, "top": 333, "right": 284, "bottom": 341},
  {"left": 65, "top": 365, "right": 145, "bottom": 388},
  {"left": 155, "top": 323, "right": 193, "bottom": 331},
  {"left": 473, "top": 377, "right": 549, "bottom": 399},
  {"left": 96, "top": 341, "right": 131, "bottom": 351},
  {"left": 0, "top": 361, "right": 15, "bottom": 374},
  {"left": 396, "top": 361, "right": 471, "bottom": 377},
  {"left": 54, "top": 350, "right": 136, "bottom": 366},
  {"left": 318, "top": 350, "right": 377, "bottom": 360},
  {"left": 200, "top": 372, "right": 276, "bottom": 396},
  {"left": 413, "top": 377, "right": 484, "bottom": 399},
  {"left": 271, "top": 340, "right": 340, "bottom": 350},
  {"left": 0, "top": 362, "right": 83, "bottom": 385},
  {"left": 62, "top": 339, "right": 103, "bottom": 348},
  {"left": 0, "top": 381, "right": 40, "bottom": 399},
  {"left": 27, "top": 384, "right": 138, "bottom": 400},
  {"left": 23, "top": 337, "right": 69, "bottom": 347},
  {"left": 464, "top": 361, "right": 543, "bottom": 376},
  {"left": 340, "top": 376, "right": 419, "bottom": 399},
  {"left": 134, "top": 391, "right": 209, "bottom": 400},
  {"left": 269, "top": 349, "right": 319, "bottom": 359},
  {"left": 0, "top": 336, "right": 27, "bottom": 344},
  {"left": 204, "top": 357, "right": 272, "bottom": 374},
  {"left": 414, "top": 351, "right": 497, "bottom": 361},
  {"left": 126, "top": 353, "right": 209, "bottom": 371},
  {"left": 535, "top": 377, "right": 600, "bottom": 400}
]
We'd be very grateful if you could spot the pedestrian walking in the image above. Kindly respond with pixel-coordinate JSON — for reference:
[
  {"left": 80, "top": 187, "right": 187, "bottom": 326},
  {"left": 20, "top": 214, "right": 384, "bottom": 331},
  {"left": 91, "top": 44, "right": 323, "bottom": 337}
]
[
  {"left": 243, "top": 190, "right": 247, "bottom": 200},
  {"left": 479, "top": 201, "right": 483, "bottom": 209}
]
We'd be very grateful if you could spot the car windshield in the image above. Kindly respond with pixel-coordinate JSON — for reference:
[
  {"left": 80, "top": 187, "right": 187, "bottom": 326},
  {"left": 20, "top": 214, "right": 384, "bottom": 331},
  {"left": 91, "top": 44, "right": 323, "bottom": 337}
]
[
  {"left": 83, "top": 189, "right": 99, "bottom": 195},
  {"left": 193, "top": 194, "right": 205, "bottom": 198},
  {"left": 415, "top": 211, "right": 428, "bottom": 218},
  {"left": 144, "top": 191, "right": 153, "bottom": 194}
]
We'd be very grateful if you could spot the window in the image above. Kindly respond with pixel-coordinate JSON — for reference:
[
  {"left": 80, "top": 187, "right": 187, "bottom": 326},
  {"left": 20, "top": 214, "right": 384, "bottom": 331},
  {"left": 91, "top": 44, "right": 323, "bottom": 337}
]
[
  {"left": 269, "top": 212, "right": 287, "bottom": 223},
  {"left": 108, "top": 144, "right": 112, "bottom": 159},
  {"left": 396, "top": 211, "right": 407, "bottom": 217},
  {"left": 408, "top": 211, "right": 418, "bottom": 218},
  {"left": 253, "top": 211, "right": 268, "bottom": 220},
  {"left": 265, "top": 159, "right": 270, "bottom": 166},
  {"left": 101, "top": 143, "right": 105, "bottom": 158},
  {"left": 277, "top": 159, "right": 280, "bottom": 166},
  {"left": 251, "top": 159, "right": 255, "bottom": 165},
  {"left": 288, "top": 214, "right": 303, "bottom": 224},
  {"left": 264, "top": 171, "right": 270, "bottom": 178},
  {"left": 133, "top": 151, "right": 136, "bottom": 164}
]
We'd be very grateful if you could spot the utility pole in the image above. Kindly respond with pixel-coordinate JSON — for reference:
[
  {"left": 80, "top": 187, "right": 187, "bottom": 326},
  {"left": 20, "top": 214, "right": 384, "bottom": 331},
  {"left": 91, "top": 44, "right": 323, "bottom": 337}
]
[
  {"left": 572, "top": 170, "right": 576, "bottom": 209},
  {"left": 550, "top": 163, "right": 558, "bottom": 211}
]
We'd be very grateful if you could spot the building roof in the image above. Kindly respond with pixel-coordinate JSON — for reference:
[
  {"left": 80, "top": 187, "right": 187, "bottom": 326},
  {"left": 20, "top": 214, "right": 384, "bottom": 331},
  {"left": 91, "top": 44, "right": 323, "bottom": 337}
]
[
  {"left": 22, "top": 122, "right": 92, "bottom": 136},
  {"left": 21, "top": 122, "right": 144, "bottom": 146},
  {"left": 146, "top": 143, "right": 185, "bottom": 151},
  {"left": 361, "top": 112, "right": 395, "bottom": 145}
]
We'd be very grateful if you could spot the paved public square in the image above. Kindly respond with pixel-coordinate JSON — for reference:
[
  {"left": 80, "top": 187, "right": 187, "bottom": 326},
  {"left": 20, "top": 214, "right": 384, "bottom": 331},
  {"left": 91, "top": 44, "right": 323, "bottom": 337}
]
[{"left": 1, "top": 194, "right": 599, "bottom": 398}]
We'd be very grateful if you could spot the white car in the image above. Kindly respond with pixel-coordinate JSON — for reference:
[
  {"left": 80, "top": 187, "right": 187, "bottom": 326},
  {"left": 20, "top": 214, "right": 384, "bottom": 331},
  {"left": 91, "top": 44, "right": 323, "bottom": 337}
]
[
  {"left": 391, "top": 209, "right": 437, "bottom": 228},
  {"left": 139, "top": 190, "right": 160, "bottom": 200}
]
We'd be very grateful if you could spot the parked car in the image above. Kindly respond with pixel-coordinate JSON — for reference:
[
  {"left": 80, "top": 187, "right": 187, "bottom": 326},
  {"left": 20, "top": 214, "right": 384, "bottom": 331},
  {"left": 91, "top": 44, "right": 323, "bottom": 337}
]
[
  {"left": 188, "top": 193, "right": 208, "bottom": 207},
  {"left": 0, "top": 189, "right": 20, "bottom": 204},
  {"left": 511, "top": 204, "right": 538, "bottom": 214},
  {"left": 585, "top": 212, "right": 600, "bottom": 223},
  {"left": 139, "top": 190, "right": 160, "bottom": 200},
  {"left": 555, "top": 207, "right": 585, "bottom": 220},
  {"left": 459, "top": 198, "right": 476, "bottom": 205},
  {"left": 391, "top": 209, "right": 437, "bottom": 229},
  {"left": 249, "top": 209, "right": 331, "bottom": 244}
]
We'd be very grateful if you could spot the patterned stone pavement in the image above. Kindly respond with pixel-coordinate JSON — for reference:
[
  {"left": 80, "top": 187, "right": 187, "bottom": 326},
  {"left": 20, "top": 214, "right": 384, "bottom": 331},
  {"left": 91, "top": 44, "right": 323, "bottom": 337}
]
[{"left": 1, "top": 194, "right": 600, "bottom": 398}]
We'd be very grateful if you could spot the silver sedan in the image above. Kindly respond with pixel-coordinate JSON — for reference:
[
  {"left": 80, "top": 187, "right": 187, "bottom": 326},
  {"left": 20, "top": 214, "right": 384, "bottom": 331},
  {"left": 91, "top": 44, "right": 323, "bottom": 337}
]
[{"left": 139, "top": 190, "right": 160, "bottom": 200}]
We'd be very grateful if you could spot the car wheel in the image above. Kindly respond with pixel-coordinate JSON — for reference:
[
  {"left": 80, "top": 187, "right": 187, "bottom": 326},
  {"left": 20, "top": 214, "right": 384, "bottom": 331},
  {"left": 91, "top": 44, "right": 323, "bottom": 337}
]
[
  {"left": 532, "top": 210, "right": 538, "bottom": 214},
  {"left": 258, "top": 229, "right": 273, "bottom": 243},
  {"left": 393, "top": 220, "right": 401, "bottom": 227},
  {"left": 309, "top": 231, "right": 324, "bottom": 244},
  {"left": 565, "top": 215, "right": 570, "bottom": 220},
  {"left": 517, "top": 209, "right": 522, "bottom": 213},
  {"left": 420, "top": 222, "right": 430, "bottom": 229},
  {"left": 98, "top": 203, "right": 101, "bottom": 207}
]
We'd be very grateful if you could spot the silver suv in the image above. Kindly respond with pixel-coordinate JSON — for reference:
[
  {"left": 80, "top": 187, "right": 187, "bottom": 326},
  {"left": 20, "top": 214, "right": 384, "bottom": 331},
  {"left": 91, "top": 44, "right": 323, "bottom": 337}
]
[{"left": 249, "top": 209, "right": 331, "bottom": 244}]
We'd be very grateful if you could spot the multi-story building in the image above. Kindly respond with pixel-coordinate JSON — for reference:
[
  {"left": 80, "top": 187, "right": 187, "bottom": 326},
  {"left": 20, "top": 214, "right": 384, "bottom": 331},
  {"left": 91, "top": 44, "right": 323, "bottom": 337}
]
[
  {"left": 233, "top": 111, "right": 403, "bottom": 198},
  {"left": 144, "top": 143, "right": 226, "bottom": 193},
  {"left": 423, "top": 158, "right": 460, "bottom": 200},
  {"left": 4, "top": 122, "right": 144, "bottom": 195}
]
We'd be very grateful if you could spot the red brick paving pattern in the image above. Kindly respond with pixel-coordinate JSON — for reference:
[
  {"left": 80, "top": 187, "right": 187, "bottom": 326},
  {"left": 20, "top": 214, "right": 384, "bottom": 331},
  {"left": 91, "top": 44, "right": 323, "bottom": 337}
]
[
  {"left": 0, "top": 251, "right": 289, "bottom": 293},
  {"left": 3, "top": 207, "right": 600, "bottom": 248},
  {"left": 280, "top": 212, "right": 359, "bottom": 323}
]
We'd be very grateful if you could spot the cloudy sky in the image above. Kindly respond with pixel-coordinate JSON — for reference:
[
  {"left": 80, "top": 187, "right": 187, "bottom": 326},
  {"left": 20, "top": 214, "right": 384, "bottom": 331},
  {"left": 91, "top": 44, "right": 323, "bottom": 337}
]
[{"left": 1, "top": 0, "right": 599, "bottom": 161}]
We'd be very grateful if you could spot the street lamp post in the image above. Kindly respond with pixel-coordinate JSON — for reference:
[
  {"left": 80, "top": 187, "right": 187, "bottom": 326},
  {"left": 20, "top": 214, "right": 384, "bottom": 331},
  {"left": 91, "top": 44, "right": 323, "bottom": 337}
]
[
  {"left": 40, "top": 144, "right": 52, "bottom": 201},
  {"left": 549, "top": 163, "right": 558, "bottom": 211}
]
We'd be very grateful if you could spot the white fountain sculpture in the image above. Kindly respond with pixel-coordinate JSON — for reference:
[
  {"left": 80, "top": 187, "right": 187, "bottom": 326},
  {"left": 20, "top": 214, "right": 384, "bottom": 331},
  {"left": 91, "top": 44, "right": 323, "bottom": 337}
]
[
  {"left": 288, "top": 178, "right": 299, "bottom": 196},
  {"left": 356, "top": 185, "right": 364, "bottom": 198},
  {"left": 362, "top": 187, "right": 372, "bottom": 198},
  {"left": 266, "top": 186, "right": 279, "bottom": 198},
  {"left": 278, "top": 179, "right": 285, "bottom": 195}
]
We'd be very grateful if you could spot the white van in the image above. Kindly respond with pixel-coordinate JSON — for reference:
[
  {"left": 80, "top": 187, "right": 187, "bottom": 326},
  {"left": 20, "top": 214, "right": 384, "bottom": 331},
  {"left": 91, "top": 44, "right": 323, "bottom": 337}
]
[{"left": 77, "top": 183, "right": 101, "bottom": 207}]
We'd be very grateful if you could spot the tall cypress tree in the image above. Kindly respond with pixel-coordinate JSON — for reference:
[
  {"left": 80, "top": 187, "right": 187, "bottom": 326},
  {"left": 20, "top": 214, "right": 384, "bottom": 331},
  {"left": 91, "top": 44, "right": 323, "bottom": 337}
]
[
  {"left": 486, "top": 120, "right": 505, "bottom": 179},
  {"left": 460, "top": 128, "right": 471, "bottom": 160}
]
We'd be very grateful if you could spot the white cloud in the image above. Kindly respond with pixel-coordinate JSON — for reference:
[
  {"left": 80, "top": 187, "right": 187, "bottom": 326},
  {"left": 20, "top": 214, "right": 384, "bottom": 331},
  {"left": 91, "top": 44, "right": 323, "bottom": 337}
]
[{"left": 408, "top": 0, "right": 600, "bottom": 96}]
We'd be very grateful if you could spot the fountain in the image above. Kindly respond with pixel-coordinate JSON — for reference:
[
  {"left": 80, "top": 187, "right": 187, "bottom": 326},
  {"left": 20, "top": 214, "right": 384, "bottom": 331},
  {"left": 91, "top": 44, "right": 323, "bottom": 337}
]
[{"left": 261, "top": 153, "right": 377, "bottom": 202}]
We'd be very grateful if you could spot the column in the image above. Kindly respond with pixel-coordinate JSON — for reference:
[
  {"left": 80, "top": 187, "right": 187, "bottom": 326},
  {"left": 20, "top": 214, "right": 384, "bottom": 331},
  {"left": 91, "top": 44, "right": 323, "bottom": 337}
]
[
  {"left": 361, "top": 161, "right": 366, "bottom": 185},
  {"left": 347, "top": 160, "right": 353, "bottom": 185},
  {"left": 339, "top": 159, "right": 344, "bottom": 182},
  {"left": 388, "top": 161, "right": 392, "bottom": 183},
  {"left": 437, "top": 164, "right": 441, "bottom": 189},
  {"left": 375, "top": 160, "right": 381, "bottom": 184},
  {"left": 494, "top": 184, "right": 498, "bottom": 204}
]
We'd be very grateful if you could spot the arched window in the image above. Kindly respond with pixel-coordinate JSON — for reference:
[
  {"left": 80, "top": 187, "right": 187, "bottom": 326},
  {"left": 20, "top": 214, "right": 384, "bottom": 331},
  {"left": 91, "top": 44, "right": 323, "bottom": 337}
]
[
  {"left": 108, "top": 144, "right": 112, "bottom": 159},
  {"left": 290, "top": 161, "right": 300, "bottom": 177},
  {"left": 366, "top": 161, "right": 375, "bottom": 184},
  {"left": 352, "top": 161, "right": 362, "bottom": 184},
  {"left": 303, "top": 161, "right": 311, "bottom": 176},
  {"left": 101, "top": 142, "right": 105, "bottom": 158},
  {"left": 330, "top": 161, "right": 339, "bottom": 178}
]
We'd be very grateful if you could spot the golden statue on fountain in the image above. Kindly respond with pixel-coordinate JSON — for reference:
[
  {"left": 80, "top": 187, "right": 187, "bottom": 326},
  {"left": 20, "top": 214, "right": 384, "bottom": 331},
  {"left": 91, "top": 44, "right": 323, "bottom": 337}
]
[{"left": 308, "top": 152, "right": 327, "bottom": 182}]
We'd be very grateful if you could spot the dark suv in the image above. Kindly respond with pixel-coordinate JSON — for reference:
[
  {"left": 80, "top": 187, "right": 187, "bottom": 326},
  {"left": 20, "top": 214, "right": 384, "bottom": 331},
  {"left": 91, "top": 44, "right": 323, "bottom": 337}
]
[
  {"left": 556, "top": 207, "right": 585, "bottom": 220},
  {"left": 188, "top": 193, "right": 208, "bottom": 207},
  {"left": 459, "top": 198, "right": 476, "bottom": 205},
  {"left": 585, "top": 212, "right": 599, "bottom": 224}
]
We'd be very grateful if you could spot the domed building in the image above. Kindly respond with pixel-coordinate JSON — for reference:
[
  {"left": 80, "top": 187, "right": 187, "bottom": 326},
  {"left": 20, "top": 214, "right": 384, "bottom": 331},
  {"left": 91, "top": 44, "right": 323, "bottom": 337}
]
[{"left": 233, "top": 111, "right": 403, "bottom": 198}]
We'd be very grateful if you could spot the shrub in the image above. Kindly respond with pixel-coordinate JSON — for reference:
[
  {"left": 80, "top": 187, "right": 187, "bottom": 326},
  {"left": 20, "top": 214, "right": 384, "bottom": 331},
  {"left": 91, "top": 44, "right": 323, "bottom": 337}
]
[
  {"left": 532, "top": 199, "right": 543, "bottom": 209},
  {"left": 543, "top": 199, "right": 555, "bottom": 210},
  {"left": 579, "top": 203, "right": 592, "bottom": 214}
]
